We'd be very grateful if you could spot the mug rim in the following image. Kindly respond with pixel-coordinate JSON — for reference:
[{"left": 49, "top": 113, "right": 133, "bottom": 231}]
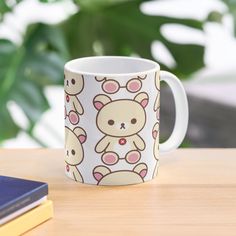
[{"left": 64, "top": 56, "right": 160, "bottom": 77}]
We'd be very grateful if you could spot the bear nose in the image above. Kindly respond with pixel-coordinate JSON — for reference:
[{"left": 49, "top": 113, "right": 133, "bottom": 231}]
[
  {"left": 66, "top": 150, "right": 69, "bottom": 156},
  {"left": 66, "top": 80, "right": 69, "bottom": 86},
  {"left": 120, "top": 123, "right": 125, "bottom": 129}
]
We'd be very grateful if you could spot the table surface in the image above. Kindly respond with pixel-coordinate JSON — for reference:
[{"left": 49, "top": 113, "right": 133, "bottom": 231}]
[{"left": 0, "top": 149, "right": 236, "bottom": 236}]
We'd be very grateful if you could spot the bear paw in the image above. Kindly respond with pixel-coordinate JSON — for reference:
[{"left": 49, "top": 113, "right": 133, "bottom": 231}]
[
  {"left": 102, "top": 80, "right": 119, "bottom": 94},
  {"left": 127, "top": 79, "right": 142, "bottom": 93},
  {"left": 68, "top": 110, "right": 80, "bottom": 125}
]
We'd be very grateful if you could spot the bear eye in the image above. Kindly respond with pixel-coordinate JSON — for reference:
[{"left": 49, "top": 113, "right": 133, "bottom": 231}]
[
  {"left": 71, "top": 149, "right": 75, "bottom": 155},
  {"left": 71, "top": 78, "right": 75, "bottom": 84},
  {"left": 108, "top": 119, "right": 114, "bottom": 125},
  {"left": 131, "top": 118, "right": 137, "bottom": 124}
]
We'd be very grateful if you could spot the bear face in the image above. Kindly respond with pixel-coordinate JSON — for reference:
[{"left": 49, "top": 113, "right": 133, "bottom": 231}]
[
  {"left": 93, "top": 163, "right": 148, "bottom": 185},
  {"left": 93, "top": 92, "right": 149, "bottom": 137},
  {"left": 65, "top": 126, "right": 87, "bottom": 165},
  {"left": 64, "top": 71, "right": 84, "bottom": 96}
]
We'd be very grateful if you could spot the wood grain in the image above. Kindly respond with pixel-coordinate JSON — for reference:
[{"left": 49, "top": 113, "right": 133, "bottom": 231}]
[{"left": 0, "top": 149, "right": 236, "bottom": 236}]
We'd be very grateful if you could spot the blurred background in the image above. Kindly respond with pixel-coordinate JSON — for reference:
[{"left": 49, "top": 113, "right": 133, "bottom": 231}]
[{"left": 0, "top": 0, "right": 235, "bottom": 148}]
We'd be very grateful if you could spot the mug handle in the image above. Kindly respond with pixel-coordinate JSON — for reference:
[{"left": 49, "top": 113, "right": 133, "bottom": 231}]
[{"left": 159, "top": 71, "right": 189, "bottom": 153}]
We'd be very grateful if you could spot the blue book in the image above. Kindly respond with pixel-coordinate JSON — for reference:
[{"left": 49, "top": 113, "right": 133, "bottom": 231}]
[{"left": 0, "top": 176, "right": 48, "bottom": 221}]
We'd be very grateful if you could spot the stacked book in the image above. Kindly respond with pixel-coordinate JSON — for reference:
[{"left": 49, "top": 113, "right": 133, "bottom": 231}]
[{"left": 0, "top": 175, "right": 53, "bottom": 235}]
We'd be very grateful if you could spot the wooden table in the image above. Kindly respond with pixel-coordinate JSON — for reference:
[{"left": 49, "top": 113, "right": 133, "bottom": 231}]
[{"left": 0, "top": 149, "right": 236, "bottom": 236}]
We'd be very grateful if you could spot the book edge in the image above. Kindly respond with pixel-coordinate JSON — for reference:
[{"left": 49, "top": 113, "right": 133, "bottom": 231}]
[
  {"left": 0, "top": 196, "right": 47, "bottom": 225},
  {"left": 0, "top": 200, "right": 53, "bottom": 236},
  {"left": 0, "top": 182, "right": 48, "bottom": 218}
]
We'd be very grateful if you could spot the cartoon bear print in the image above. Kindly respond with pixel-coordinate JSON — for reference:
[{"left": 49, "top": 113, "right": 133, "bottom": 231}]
[
  {"left": 153, "top": 71, "right": 160, "bottom": 120},
  {"left": 152, "top": 122, "right": 159, "bottom": 178},
  {"left": 93, "top": 92, "right": 149, "bottom": 165},
  {"left": 93, "top": 163, "right": 148, "bottom": 185},
  {"left": 64, "top": 72, "right": 84, "bottom": 125},
  {"left": 95, "top": 74, "right": 147, "bottom": 94},
  {"left": 65, "top": 126, "right": 87, "bottom": 182}
]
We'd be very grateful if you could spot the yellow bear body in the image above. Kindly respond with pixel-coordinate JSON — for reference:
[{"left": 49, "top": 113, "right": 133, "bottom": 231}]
[
  {"left": 93, "top": 92, "right": 149, "bottom": 165},
  {"left": 64, "top": 72, "right": 84, "bottom": 123},
  {"left": 65, "top": 126, "right": 87, "bottom": 182}
]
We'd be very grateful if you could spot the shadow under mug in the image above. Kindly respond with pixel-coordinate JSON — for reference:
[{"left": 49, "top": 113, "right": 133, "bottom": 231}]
[{"left": 64, "top": 56, "right": 188, "bottom": 186}]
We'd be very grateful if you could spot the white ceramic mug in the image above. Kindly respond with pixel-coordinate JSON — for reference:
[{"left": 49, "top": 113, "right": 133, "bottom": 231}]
[{"left": 64, "top": 56, "right": 188, "bottom": 185}]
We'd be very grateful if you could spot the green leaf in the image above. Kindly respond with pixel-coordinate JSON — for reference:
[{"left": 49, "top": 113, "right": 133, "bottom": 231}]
[
  {"left": 221, "top": 0, "right": 236, "bottom": 35},
  {"left": 0, "top": 105, "right": 19, "bottom": 142},
  {"left": 11, "top": 81, "right": 50, "bottom": 124},
  {"left": 62, "top": 0, "right": 204, "bottom": 77},
  {"left": 0, "top": 24, "right": 68, "bottom": 142},
  {"left": 164, "top": 42, "right": 204, "bottom": 78},
  {"left": 39, "top": 0, "right": 62, "bottom": 2},
  {"left": 75, "top": 0, "right": 135, "bottom": 10},
  {"left": 0, "top": 1, "right": 12, "bottom": 17},
  {"left": 0, "top": 0, "right": 22, "bottom": 18}
]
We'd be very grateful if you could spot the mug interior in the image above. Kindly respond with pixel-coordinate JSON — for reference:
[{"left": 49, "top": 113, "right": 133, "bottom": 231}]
[{"left": 65, "top": 56, "right": 159, "bottom": 76}]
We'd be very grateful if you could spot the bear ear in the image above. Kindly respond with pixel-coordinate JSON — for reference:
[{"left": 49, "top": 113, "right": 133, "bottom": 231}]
[
  {"left": 152, "top": 122, "right": 159, "bottom": 139},
  {"left": 93, "top": 166, "right": 111, "bottom": 181},
  {"left": 134, "top": 92, "right": 149, "bottom": 108},
  {"left": 73, "top": 127, "right": 87, "bottom": 144},
  {"left": 93, "top": 94, "right": 112, "bottom": 110},
  {"left": 95, "top": 76, "right": 106, "bottom": 82},
  {"left": 133, "top": 163, "right": 148, "bottom": 179},
  {"left": 137, "top": 74, "right": 147, "bottom": 80}
]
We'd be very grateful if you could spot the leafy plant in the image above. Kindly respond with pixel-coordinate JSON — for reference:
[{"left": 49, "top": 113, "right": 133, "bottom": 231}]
[
  {"left": 222, "top": 0, "right": 236, "bottom": 34},
  {"left": 0, "top": 0, "right": 21, "bottom": 17},
  {"left": 0, "top": 24, "right": 68, "bottom": 144},
  {"left": 64, "top": 0, "right": 204, "bottom": 77},
  {"left": 0, "top": 0, "right": 206, "bottom": 146}
]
